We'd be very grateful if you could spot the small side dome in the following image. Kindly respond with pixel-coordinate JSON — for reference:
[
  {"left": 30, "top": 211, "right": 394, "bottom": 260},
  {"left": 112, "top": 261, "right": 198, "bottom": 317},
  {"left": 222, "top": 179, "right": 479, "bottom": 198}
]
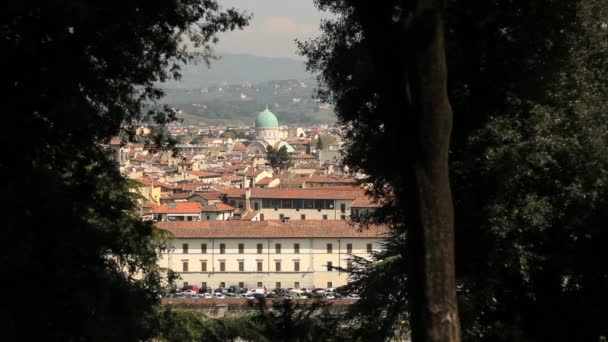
[{"left": 255, "top": 108, "right": 279, "bottom": 128}]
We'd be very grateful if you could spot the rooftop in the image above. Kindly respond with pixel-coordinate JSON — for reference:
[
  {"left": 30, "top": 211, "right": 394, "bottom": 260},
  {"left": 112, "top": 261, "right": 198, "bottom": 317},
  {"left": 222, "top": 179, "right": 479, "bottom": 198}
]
[{"left": 157, "top": 220, "right": 387, "bottom": 238}]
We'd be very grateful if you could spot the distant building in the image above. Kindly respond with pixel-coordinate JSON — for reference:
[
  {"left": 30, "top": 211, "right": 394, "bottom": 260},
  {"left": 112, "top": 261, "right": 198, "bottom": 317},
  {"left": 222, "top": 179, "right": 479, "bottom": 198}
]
[
  {"left": 157, "top": 220, "right": 386, "bottom": 290},
  {"left": 246, "top": 108, "right": 295, "bottom": 156}
]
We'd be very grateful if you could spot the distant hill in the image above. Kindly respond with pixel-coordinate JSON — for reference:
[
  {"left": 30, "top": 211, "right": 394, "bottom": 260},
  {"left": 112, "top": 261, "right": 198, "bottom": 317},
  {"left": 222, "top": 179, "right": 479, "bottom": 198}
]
[
  {"left": 161, "top": 78, "right": 336, "bottom": 126},
  {"left": 159, "top": 53, "right": 311, "bottom": 89}
]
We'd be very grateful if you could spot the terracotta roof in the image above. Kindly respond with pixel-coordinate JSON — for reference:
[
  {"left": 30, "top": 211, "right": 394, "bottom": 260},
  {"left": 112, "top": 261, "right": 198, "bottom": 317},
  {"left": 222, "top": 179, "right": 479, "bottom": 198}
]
[
  {"left": 256, "top": 177, "right": 273, "bottom": 185},
  {"left": 351, "top": 196, "right": 381, "bottom": 208},
  {"left": 161, "top": 193, "right": 192, "bottom": 200},
  {"left": 157, "top": 220, "right": 387, "bottom": 238},
  {"left": 241, "top": 210, "right": 259, "bottom": 221},
  {"left": 150, "top": 202, "right": 202, "bottom": 214},
  {"left": 303, "top": 176, "right": 356, "bottom": 184},
  {"left": 232, "top": 141, "right": 247, "bottom": 152},
  {"left": 188, "top": 171, "right": 221, "bottom": 178},
  {"left": 192, "top": 191, "right": 222, "bottom": 200},
  {"left": 222, "top": 175, "right": 243, "bottom": 182},
  {"left": 136, "top": 178, "right": 175, "bottom": 189},
  {"left": 224, "top": 188, "right": 364, "bottom": 200},
  {"left": 200, "top": 203, "right": 235, "bottom": 212}
]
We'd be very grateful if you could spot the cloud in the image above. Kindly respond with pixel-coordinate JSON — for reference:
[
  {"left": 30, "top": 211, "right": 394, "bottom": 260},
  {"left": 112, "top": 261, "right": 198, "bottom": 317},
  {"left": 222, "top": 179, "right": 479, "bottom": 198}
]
[{"left": 262, "top": 18, "right": 299, "bottom": 33}]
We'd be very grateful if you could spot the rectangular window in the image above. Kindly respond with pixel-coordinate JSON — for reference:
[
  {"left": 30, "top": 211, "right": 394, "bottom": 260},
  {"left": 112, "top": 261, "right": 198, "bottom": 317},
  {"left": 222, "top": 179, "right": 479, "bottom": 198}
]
[
  {"left": 276, "top": 282, "right": 281, "bottom": 289},
  {"left": 327, "top": 262, "right": 333, "bottom": 271},
  {"left": 201, "top": 261, "right": 207, "bottom": 272},
  {"left": 183, "top": 281, "right": 188, "bottom": 288},
  {"left": 260, "top": 213, "right": 265, "bottom": 221},
  {"left": 276, "top": 261, "right": 281, "bottom": 272},
  {"left": 281, "top": 199, "right": 292, "bottom": 209},
  {"left": 220, "top": 243, "right": 226, "bottom": 254},
  {"left": 202, "top": 282, "right": 207, "bottom": 289},
  {"left": 294, "top": 261, "right": 300, "bottom": 272},
  {"left": 220, "top": 282, "right": 225, "bottom": 288},
  {"left": 239, "top": 261, "right": 244, "bottom": 272},
  {"left": 347, "top": 260, "right": 353, "bottom": 271},
  {"left": 220, "top": 261, "right": 226, "bottom": 272},
  {"left": 323, "top": 214, "right": 328, "bottom": 220},
  {"left": 340, "top": 203, "right": 346, "bottom": 213},
  {"left": 294, "top": 282, "right": 300, "bottom": 289},
  {"left": 327, "top": 244, "right": 333, "bottom": 254},
  {"left": 327, "top": 281, "right": 333, "bottom": 288},
  {"left": 301, "top": 214, "right": 306, "bottom": 220},
  {"left": 257, "top": 243, "right": 263, "bottom": 254},
  {"left": 294, "top": 243, "right": 300, "bottom": 254},
  {"left": 182, "top": 261, "right": 189, "bottom": 272},
  {"left": 304, "top": 199, "right": 314, "bottom": 209},
  {"left": 182, "top": 243, "right": 189, "bottom": 254},
  {"left": 257, "top": 282, "right": 263, "bottom": 288},
  {"left": 239, "top": 282, "right": 244, "bottom": 288},
  {"left": 238, "top": 243, "right": 244, "bottom": 254},
  {"left": 347, "top": 243, "right": 353, "bottom": 254},
  {"left": 201, "top": 244, "right": 207, "bottom": 254},
  {"left": 257, "top": 261, "right": 263, "bottom": 272},
  {"left": 367, "top": 243, "right": 373, "bottom": 253},
  {"left": 275, "top": 244, "right": 281, "bottom": 254}
]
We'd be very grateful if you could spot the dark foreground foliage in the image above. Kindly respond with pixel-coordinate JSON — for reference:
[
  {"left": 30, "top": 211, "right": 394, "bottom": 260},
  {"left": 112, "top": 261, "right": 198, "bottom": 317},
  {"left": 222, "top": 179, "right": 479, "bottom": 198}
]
[
  {"left": 1, "top": 1, "right": 248, "bottom": 340},
  {"left": 300, "top": 0, "right": 608, "bottom": 341}
]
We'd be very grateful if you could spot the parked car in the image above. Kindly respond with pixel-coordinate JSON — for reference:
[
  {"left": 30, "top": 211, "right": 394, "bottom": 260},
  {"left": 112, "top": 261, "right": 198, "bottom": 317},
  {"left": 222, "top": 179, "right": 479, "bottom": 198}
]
[
  {"left": 182, "top": 285, "right": 200, "bottom": 293},
  {"left": 243, "top": 293, "right": 255, "bottom": 300},
  {"left": 288, "top": 289, "right": 307, "bottom": 299},
  {"left": 181, "top": 289, "right": 198, "bottom": 296}
]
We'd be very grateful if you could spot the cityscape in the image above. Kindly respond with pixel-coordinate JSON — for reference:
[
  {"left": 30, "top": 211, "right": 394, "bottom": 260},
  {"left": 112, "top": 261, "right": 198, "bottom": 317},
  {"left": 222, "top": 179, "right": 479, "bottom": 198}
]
[{"left": 6, "top": 1, "right": 608, "bottom": 341}]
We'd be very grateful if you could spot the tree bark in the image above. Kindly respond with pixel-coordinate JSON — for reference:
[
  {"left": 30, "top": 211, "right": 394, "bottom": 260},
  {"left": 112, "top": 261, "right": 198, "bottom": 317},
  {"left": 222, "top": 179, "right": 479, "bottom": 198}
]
[{"left": 406, "top": 2, "right": 461, "bottom": 342}]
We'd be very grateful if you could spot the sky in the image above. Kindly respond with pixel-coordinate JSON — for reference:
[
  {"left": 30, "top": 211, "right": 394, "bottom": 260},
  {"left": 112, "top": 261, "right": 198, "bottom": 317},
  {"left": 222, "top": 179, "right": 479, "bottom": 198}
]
[{"left": 214, "top": 0, "right": 332, "bottom": 60}]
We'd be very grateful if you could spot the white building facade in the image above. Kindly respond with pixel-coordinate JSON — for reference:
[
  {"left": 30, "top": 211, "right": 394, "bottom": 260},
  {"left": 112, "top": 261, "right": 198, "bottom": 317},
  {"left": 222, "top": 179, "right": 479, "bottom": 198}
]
[{"left": 157, "top": 220, "right": 386, "bottom": 290}]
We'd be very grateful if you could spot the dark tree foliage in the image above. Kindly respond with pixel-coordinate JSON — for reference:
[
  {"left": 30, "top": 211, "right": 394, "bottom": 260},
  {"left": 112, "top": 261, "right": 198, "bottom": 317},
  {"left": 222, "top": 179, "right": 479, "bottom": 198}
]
[
  {"left": 300, "top": 0, "right": 460, "bottom": 341},
  {"left": 1, "top": 1, "right": 248, "bottom": 340},
  {"left": 159, "top": 300, "right": 353, "bottom": 342},
  {"left": 246, "top": 299, "right": 353, "bottom": 342},
  {"left": 267, "top": 146, "right": 292, "bottom": 170},
  {"left": 301, "top": 0, "right": 608, "bottom": 341}
]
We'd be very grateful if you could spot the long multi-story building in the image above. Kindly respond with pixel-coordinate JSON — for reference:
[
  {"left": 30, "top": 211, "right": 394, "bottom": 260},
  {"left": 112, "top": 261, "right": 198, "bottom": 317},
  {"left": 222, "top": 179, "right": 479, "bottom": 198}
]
[
  {"left": 157, "top": 220, "right": 386, "bottom": 290},
  {"left": 223, "top": 188, "right": 376, "bottom": 221}
]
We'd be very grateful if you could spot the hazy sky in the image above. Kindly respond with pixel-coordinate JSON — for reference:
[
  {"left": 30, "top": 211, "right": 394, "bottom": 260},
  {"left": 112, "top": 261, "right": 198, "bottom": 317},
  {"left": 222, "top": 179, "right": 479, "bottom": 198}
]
[{"left": 214, "top": 0, "right": 332, "bottom": 59}]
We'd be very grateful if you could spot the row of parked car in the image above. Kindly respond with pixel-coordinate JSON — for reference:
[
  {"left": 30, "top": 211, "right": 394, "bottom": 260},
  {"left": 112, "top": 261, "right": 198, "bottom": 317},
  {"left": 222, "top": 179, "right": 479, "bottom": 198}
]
[{"left": 165, "top": 286, "right": 360, "bottom": 300}]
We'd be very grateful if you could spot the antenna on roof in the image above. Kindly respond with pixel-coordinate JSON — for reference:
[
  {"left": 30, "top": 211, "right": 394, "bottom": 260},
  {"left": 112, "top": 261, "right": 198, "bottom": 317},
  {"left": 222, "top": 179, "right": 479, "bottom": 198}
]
[{"left": 265, "top": 105, "right": 269, "bottom": 111}]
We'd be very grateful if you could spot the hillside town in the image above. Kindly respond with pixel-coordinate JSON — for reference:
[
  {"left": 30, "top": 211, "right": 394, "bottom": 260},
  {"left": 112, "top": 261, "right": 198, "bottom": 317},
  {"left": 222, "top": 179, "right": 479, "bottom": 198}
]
[{"left": 107, "top": 108, "right": 385, "bottom": 297}]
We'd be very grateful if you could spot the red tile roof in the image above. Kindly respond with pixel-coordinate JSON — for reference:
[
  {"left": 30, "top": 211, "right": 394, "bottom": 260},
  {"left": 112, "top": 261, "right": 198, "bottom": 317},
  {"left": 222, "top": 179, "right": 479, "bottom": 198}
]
[
  {"left": 256, "top": 177, "right": 273, "bottom": 185},
  {"left": 136, "top": 178, "right": 175, "bottom": 190},
  {"left": 351, "top": 196, "right": 381, "bottom": 208},
  {"left": 150, "top": 202, "right": 202, "bottom": 214},
  {"left": 200, "top": 203, "right": 235, "bottom": 212},
  {"left": 240, "top": 210, "right": 259, "bottom": 221},
  {"left": 303, "top": 176, "right": 356, "bottom": 184},
  {"left": 224, "top": 188, "right": 364, "bottom": 200},
  {"left": 192, "top": 191, "right": 222, "bottom": 200},
  {"left": 157, "top": 220, "right": 387, "bottom": 238},
  {"left": 232, "top": 141, "right": 247, "bottom": 152},
  {"left": 188, "top": 171, "right": 221, "bottom": 178}
]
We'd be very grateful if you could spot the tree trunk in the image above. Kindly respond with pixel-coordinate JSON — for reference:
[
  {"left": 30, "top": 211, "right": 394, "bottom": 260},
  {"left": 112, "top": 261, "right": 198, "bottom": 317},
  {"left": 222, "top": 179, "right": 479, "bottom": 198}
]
[{"left": 406, "top": 2, "right": 461, "bottom": 342}]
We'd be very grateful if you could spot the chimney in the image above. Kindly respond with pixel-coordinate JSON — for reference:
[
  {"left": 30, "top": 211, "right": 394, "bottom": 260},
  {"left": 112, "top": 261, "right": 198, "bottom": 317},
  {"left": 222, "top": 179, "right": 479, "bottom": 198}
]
[{"left": 245, "top": 188, "right": 251, "bottom": 211}]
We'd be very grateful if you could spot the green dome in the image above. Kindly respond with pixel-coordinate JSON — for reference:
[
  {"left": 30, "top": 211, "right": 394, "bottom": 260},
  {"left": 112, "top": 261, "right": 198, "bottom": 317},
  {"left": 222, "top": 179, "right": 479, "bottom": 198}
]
[
  {"left": 255, "top": 108, "right": 279, "bottom": 128},
  {"left": 284, "top": 144, "right": 295, "bottom": 153}
]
